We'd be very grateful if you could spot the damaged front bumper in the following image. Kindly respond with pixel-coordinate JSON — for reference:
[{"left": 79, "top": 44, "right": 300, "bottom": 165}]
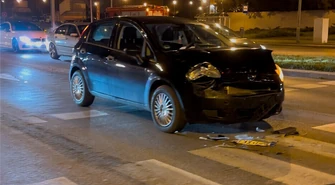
[{"left": 184, "top": 85, "right": 284, "bottom": 123}]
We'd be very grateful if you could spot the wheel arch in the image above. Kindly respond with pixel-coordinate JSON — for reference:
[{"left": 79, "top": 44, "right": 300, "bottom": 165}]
[{"left": 145, "top": 78, "right": 185, "bottom": 112}]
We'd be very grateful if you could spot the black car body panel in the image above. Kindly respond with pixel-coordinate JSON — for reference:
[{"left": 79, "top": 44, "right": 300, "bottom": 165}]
[{"left": 70, "top": 16, "right": 284, "bottom": 124}]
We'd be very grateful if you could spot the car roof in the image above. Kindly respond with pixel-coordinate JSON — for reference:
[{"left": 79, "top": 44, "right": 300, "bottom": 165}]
[
  {"left": 61, "top": 22, "right": 89, "bottom": 26},
  {"left": 100, "top": 16, "right": 200, "bottom": 25}
]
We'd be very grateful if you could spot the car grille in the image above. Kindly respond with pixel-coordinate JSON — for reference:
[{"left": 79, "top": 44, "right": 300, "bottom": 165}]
[{"left": 31, "top": 38, "right": 46, "bottom": 42}]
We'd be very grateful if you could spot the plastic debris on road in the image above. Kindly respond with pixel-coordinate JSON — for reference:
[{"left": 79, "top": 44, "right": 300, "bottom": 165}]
[
  {"left": 232, "top": 139, "right": 276, "bottom": 147},
  {"left": 272, "top": 127, "right": 299, "bottom": 136},
  {"left": 199, "top": 135, "right": 230, "bottom": 141},
  {"left": 256, "top": 127, "right": 265, "bottom": 132},
  {"left": 234, "top": 134, "right": 254, "bottom": 140}
]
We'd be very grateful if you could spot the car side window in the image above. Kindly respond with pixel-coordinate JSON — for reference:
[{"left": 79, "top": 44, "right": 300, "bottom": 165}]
[
  {"left": 55, "top": 25, "right": 68, "bottom": 35},
  {"left": 117, "top": 22, "right": 144, "bottom": 55},
  {"left": 88, "top": 22, "right": 115, "bottom": 47},
  {"left": 66, "top": 25, "right": 77, "bottom": 36},
  {"left": 0, "top": 23, "right": 9, "bottom": 31}
]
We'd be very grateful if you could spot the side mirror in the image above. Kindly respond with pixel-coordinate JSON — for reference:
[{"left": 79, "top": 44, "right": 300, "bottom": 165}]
[
  {"left": 70, "top": 33, "right": 78, "bottom": 37},
  {"left": 136, "top": 54, "right": 145, "bottom": 66}
]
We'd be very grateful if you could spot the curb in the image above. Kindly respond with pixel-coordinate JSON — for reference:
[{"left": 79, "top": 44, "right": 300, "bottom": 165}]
[
  {"left": 283, "top": 69, "right": 335, "bottom": 80},
  {"left": 266, "top": 43, "right": 335, "bottom": 48}
]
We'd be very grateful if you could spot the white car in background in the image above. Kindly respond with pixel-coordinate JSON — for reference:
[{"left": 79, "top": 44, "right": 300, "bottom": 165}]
[
  {"left": 0, "top": 21, "right": 47, "bottom": 52},
  {"left": 47, "top": 22, "right": 88, "bottom": 59}
]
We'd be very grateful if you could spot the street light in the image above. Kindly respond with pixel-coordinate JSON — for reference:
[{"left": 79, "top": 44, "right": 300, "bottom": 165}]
[
  {"left": 94, "top": 1, "right": 100, "bottom": 20},
  {"left": 42, "top": 0, "right": 47, "bottom": 2},
  {"left": 189, "top": 1, "right": 193, "bottom": 5},
  {"left": 143, "top": 2, "right": 147, "bottom": 6},
  {"left": 1, "top": 0, "right": 4, "bottom": 3},
  {"left": 172, "top": 0, "right": 177, "bottom": 15},
  {"left": 198, "top": 6, "right": 202, "bottom": 11},
  {"left": 16, "top": 0, "right": 22, "bottom": 3}
]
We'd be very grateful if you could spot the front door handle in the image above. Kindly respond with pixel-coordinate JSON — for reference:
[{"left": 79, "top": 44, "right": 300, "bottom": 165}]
[{"left": 105, "top": 55, "right": 114, "bottom": 61}]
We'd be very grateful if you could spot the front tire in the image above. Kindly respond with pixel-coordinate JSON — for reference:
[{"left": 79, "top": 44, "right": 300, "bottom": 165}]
[
  {"left": 150, "top": 85, "right": 186, "bottom": 133},
  {"left": 49, "top": 43, "right": 60, "bottom": 59},
  {"left": 70, "top": 70, "right": 94, "bottom": 107}
]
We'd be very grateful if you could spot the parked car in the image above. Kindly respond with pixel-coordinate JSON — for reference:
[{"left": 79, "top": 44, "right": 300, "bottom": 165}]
[
  {"left": 69, "top": 16, "right": 285, "bottom": 133},
  {"left": 47, "top": 22, "right": 88, "bottom": 59},
  {"left": 210, "top": 23, "right": 266, "bottom": 49},
  {"left": 0, "top": 21, "right": 47, "bottom": 52}
]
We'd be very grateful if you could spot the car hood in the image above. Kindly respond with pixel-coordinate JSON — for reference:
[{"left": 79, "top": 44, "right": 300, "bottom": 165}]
[
  {"left": 229, "top": 37, "right": 261, "bottom": 48},
  {"left": 13, "top": 31, "right": 47, "bottom": 38},
  {"left": 167, "top": 47, "right": 276, "bottom": 73}
]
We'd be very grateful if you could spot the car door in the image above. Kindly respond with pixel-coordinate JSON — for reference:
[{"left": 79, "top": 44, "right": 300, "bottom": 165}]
[
  {"left": 54, "top": 25, "right": 68, "bottom": 55},
  {"left": 64, "top": 24, "right": 79, "bottom": 56},
  {"left": 83, "top": 21, "right": 117, "bottom": 95},
  {"left": 110, "top": 21, "right": 151, "bottom": 104},
  {"left": 0, "top": 23, "right": 11, "bottom": 47}
]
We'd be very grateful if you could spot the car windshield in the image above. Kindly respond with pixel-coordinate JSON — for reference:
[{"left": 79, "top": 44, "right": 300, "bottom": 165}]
[
  {"left": 77, "top": 25, "right": 88, "bottom": 34},
  {"left": 11, "top": 22, "right": 42, "bottom": 31},
  {"left": 210, "top": 23, "right": 241, "bottom": 38},
  {"left": 145, "top": 23, "right": 232, "bottom": 51}
]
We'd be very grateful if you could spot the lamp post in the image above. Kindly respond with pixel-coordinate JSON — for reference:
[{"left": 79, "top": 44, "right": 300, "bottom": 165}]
[
  {"left": 94, "top": 2, "right": 100, "bottom": 20},
  {"left": 172, "top": 0, "right": 176, "bottom": 15},
  {"left": 296, "top": 0, "right": 302, "bottom": 43},
  {"left": 189, "top": 1, "right": 193, "bottom": 18}
]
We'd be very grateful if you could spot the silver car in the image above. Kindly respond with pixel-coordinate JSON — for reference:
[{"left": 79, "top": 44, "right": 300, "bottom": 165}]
[{"left": 47, "top": 22, "right": 88, "bottom": 59}]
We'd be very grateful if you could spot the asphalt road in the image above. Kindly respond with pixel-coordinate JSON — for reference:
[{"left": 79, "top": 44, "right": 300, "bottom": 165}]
[{"left": 1, "top": 49, "right": 335, "bottom": 185}]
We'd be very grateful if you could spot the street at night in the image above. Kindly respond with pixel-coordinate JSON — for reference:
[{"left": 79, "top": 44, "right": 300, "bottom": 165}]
[{"left": 1, "top": 48, "right": 335, "bottom": 185}]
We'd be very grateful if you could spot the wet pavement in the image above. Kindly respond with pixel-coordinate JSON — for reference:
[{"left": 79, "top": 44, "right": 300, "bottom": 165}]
[{"left": 1, "top": 49, "right": 335, "bottom": 185}]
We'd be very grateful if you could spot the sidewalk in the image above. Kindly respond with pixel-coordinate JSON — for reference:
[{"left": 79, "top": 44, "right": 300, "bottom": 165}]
[{"left": 252, "top": 38, "right": 335, "bottom": 48}]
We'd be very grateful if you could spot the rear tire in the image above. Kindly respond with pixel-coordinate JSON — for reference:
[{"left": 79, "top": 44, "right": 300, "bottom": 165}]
[
  {"left": 150, "top": 85, "right": 186, "bottom": 133},
  {"left": 49, "top": 43, "right": 60, "bottom": 59},
  {"left": 70, "top": 70, "right": 94, "bottom": 107}
]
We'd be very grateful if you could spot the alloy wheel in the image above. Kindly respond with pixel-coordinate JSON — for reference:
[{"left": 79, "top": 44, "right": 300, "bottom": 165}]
[{"left": 153, "top": 93, "right": 174, "bottom": 127}]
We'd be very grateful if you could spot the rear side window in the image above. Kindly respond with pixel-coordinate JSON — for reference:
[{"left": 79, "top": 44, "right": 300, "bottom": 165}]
[
  {"left": 88, "top": 21, "right": 115, "bottom": 47},
  {"left": 66, "top": 25, "right": 77, "bottom": 35}
]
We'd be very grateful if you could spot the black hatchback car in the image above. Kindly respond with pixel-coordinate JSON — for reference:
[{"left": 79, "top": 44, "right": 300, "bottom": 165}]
[{"left": 69, "top": 16, "right": 284, "bottom": 133}]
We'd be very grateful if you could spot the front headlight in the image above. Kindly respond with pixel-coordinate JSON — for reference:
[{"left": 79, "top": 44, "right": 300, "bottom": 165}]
[
  {"left": 186, "top": 62, "right": 221, "bottom": 81},
  {"left": 275, "top": 64, "right": 284, "bottom": 82},
  {"left": 19, "top": 36, "right": 31, "bottom": 43}
]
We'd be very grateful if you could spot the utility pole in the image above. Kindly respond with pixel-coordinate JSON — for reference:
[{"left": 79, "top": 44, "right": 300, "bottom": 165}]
[
  {"left": 296, "top": 0, "right": 302, "bottom": 43},
  {"left": 51, "top": 0, "right": 56, "bottom": 29},
  {"left": 110, "top": 0, "right": 113, "bottom": 7},
  {"left": 90, "top": 0, "right": 93, "bottom": 22}
]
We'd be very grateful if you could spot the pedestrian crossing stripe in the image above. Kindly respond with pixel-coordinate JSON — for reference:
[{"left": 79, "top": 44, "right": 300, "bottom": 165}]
[
  {"left": 114, "top": 159, "right": 221, "bottom": 185},
  {"left": 289, "top": 83, "right": 328, "bottom": 89},
  {"left": 265, "top": 135, "right": 335, "bottom": 159},
  {"left": 49, "top": 110, "right": 108, "bottom": 120},
  {"left": 313, "top": 123, "right": 335, "bottom": 134},
  {"left": 319, "top": 81, "right": 335, "bottom": 86},
  {"left": 189, "top": 146, "right": 335, "bottom": 185},
  {"left": 29, "top": 177, "right": 77, "bottom": 185}
]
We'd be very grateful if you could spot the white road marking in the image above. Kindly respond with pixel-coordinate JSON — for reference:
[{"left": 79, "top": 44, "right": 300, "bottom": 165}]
[
  {"left": 289, "top": 83, "right": 328, "bottom": 89},
  {"left": 190, "top": 147, "right": 335, "bottom": 185},
  {"left": 50, "top": 110, "right": 108, "bottom": 120},
  {"left": 265, "top": 135, "right": 335, "bottom": 159},
  {"left": 313, "top": 123, "right": 335, "bottom": 134},
  {"left": 29, "top": 177, "right": 77, "bottom": 185},
  {"left": 284, "top": 88, "right": 297, "bottom": 92},
  {"left": 22, "top": 116, "right": 47, "bottom": 123},
  {"left": 0, "top": 73, "right": 20, "bottom": 81},
  {"left": 319, "top": 81, "right": 335, "bottom": 86},
  {"left": 115, "top": 159, "right": 221, "bottom": 185}
]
